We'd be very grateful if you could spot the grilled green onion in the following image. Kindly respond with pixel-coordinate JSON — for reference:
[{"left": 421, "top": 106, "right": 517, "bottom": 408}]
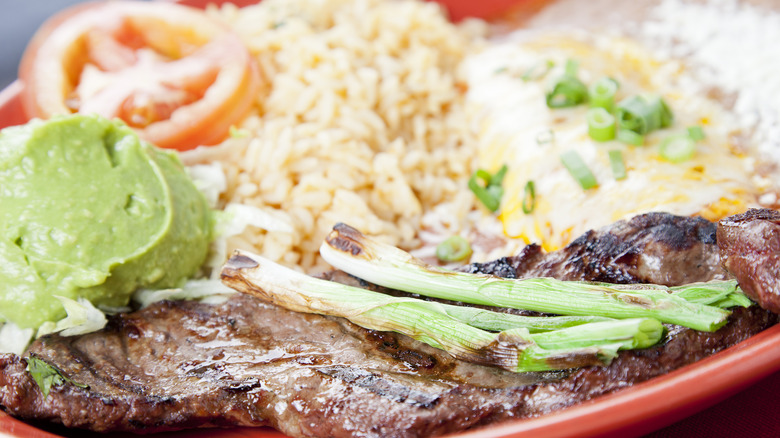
[
  {"left": 660, "top": 134, "right": 696, "bottom": 163},
  {"left": 710, "top": 294, "right": 753, "bottom": 309},
  {"left": 560, "top": 150, "right": 598, "bottom": 190},
  {"left": 436, "top": 236, "right": 472, "bottom": 263},
  {"left": 608, "top": 149, "right": 627, "bottom": 180},
  {"left": 670, "top": 281, "right": 751, "bottom": 308},
  {"left": 223, "top": 249, "right": 664, "bottom": 372},
  {"left": 617, "top": 94, "right": 673, "bottom": 135},
  {"left": 320, "top": 224, "right": 735, "bottom": 332},
  {"left": 587, "top": 107, "right": 617, "bottom": 141},
  {"left": 437, "top": 305, "right": 613, "bottom": 332},
  {"left": 589, "top": 77, "right": 619, "bottom": 111}
]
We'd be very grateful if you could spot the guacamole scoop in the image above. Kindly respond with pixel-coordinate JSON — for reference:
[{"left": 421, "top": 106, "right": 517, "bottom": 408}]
[{"left": 0, "top": 114, "right": 212, "bottom": 329}]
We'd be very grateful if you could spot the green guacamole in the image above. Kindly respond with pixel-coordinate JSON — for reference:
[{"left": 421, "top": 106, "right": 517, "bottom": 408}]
[{"left": 0, "top": 114, "right": 213, "bottom": 329}]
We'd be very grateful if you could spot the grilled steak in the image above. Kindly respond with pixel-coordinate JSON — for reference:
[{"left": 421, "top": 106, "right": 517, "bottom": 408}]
[
  {"left": 463, "top": 212, "right": 728, "bottom": 285},
  {"left": 1, "top": 211, "right": 778, "bottom": 437},
  {"left": 718, "top": 208, "right": 780, "bottom": 313}
]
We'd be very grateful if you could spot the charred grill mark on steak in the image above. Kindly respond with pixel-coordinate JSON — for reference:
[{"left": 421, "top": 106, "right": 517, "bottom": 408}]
[
  {"left": 718, "top": 208, "right": 780, "bottom": 313},
  {"left": 316, "top": 366, "right": 441, "bottom": 408},
  {"left": 1, "top": 211, "right": 778, "bottom": 437},
  {"left": 364, "top": 331, "right": 441, "bottom": 371}
]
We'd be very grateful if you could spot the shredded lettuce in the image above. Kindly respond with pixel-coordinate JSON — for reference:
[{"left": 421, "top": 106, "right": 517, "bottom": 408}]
[
  {"left": 1, "top": 297, "right": 107, "bottom": 354},
  {"left": 0, "top": 322, "right": 35, "bottom": 355},
  {"left": 36, "top": 296, "right": 107, "bottom": 338},
  {"left": 133, "top": 279, "right": 236, "bottom": 309},
  {"left": 187, "top": 160, "right": 295, "bottom": 276},
  {"left": 187, "top": 162, "right": 227, "bottom": 208},
  {"left": 207, "top": 203, "right": 294, "bottom": 277},
  {"left": 4, "top": 281, "right": 235, "bottom": 356},
  {"left": 218, "top": 203, "right": 294, "bottom": 237}
]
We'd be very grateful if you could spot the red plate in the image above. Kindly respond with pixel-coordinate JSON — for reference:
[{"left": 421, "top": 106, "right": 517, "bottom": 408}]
[{"left": 1, "top": 1, "right": 779, "bottom": 437}]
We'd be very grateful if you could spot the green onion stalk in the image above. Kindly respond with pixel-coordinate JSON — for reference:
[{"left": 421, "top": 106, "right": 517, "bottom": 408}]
[
  {"left": 320, "top": 224, "right": 739, "bottom": 332},
  {"left": 436, "top": 236, "right": 472, "bottom": 263},
  {"left": 468, "top": 165, "right": 507, "bottom": 212},
  {"left": 546, "top": 59, "right": 588, "bottom": 108},
  {"left": 687, "top": 125, "right": 706, "bottom": 141},
  {"left": 522, "top": 180, "right": 536, "bottom": 214},
  {"left": 560, "top": 150, "right": 598, "bottom": 190},
  {"left": 438, "top": 305, "right": 612, "bottom": 332},
  {"left": 659, "top": 134, "right": 696, "bottom": 163},
  {"left": 608, "top": 149, "right": 627, "bottom": 180},
  {"left": 617, "top": 129, "right": 644, "bottom": 146},
  {"left": 587, "top": 107, "right": 617, "bottom": 142},
  {"left": 589, "top": 77, "right": 619, "bottom": 112},
  {"left": 670, "top": 281, "right": 752, "bottom": 308},
  {"left": 616, "top": 94, "right": 673, "bottom": 135},
  {"left": 221, "top": 250, "right": 663, "bottom": 372}
]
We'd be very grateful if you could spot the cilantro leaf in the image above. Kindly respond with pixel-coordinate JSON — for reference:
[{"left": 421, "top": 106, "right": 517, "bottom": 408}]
[{"left": 25, "top": 355, "right": 87, "bottom": 398}]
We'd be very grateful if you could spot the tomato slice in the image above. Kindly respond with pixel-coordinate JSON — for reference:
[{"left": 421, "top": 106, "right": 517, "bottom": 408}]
[{"left": 19, "top": 1, "right": 260, "bottom": 151}]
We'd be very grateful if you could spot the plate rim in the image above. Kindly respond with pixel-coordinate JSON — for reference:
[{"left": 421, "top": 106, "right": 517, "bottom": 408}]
[
  {"left": 2, "top": 0, "right": 780, "bottom": 437},
  {"left": 452, "top": 322, "right": 780, "bottom": 437}
]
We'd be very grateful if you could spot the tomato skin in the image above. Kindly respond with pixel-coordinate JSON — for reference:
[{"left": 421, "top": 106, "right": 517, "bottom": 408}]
[{"left": 19, "top": 1, "right": 260, "bottom": 151}]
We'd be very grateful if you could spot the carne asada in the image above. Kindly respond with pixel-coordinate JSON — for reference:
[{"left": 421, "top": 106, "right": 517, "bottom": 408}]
[{"left": 0, "top": 211, "right": 777, "bottom": 436}]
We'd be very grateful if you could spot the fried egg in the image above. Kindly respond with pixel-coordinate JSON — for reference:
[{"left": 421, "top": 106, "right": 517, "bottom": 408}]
[{"left": 463, "top": 33, "right": 765, "bottom": 251}]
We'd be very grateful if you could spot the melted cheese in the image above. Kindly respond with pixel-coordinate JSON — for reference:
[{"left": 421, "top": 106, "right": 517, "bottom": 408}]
[{"left": 463, "top": 33, "right": 760, "bottom": 251}]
